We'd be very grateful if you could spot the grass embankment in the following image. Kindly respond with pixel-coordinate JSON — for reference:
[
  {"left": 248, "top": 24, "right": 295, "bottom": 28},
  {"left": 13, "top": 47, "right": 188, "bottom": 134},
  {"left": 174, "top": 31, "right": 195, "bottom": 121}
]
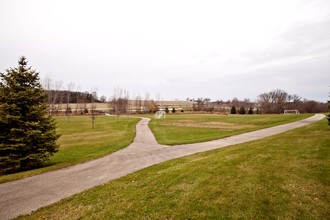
[
  {"left": 0, "top": 116, "right": 140, "bottom": 183},
  {"left": 149, "top": 114, "right": 312, "bottom": 145},
  {"left": 18, "top": 118, "right": 329, "bottom": 219}
]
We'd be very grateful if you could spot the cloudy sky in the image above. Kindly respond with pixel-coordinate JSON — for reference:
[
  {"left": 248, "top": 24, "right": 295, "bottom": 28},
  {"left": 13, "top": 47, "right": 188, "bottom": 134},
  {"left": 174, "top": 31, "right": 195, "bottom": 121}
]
[{"left": 0, "top": 0, "right": 329, "bottom": 101}]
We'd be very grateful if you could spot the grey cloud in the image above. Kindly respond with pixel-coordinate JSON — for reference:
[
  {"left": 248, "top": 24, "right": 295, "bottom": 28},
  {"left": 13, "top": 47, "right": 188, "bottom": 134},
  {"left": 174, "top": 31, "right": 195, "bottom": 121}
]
[{"left": 245, "top": 18, "right": 330, "bottom": 68}]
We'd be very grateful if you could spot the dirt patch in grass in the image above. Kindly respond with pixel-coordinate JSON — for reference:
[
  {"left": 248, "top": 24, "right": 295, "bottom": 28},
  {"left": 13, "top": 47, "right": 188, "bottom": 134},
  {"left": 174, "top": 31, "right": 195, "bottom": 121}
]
[{"left": 160, "top": 120, "right": 255, "bottom": 130}]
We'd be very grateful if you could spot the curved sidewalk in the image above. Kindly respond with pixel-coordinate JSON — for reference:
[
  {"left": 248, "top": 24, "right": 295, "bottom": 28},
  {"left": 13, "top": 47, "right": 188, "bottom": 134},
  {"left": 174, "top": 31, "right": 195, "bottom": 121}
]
[{"left": 0, "top": 114, "right": 325, "bottom": 219}]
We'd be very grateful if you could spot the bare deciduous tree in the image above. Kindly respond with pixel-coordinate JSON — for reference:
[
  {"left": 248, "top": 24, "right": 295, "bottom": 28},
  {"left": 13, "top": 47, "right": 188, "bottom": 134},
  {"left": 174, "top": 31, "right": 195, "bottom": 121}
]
[
  {"left": 193, "top": 98, "right": 205, "bottom": 111},
  {"left": 90, "top": 90, "right": 98, "bottom": 129},
  {"left": 134, "top": 95, "right": 143, "bottom": 113},
  {"left": 99, "top": 95, "right": 107, "bottom": 103},
  {"left": 231, "top": 97, "right": 240, "bottom": 108},
  {"left": 75, "top": 85, "right": 81, "bottom": 115},
  {"left": 42, "top": 75, "right": 53, "bottom": 116},
  {"left": 143, "top": 92, "right": 150, "bottom": 113},
  {"left": 110, "top": 87, "right": 129, "bottom": 120},
  {"left": 54, "top": 80, "right": 63, "bottom": 115},
  {"left": 258, "top": 89, "right": 289, "bottom": 114},
  {"left": 42, "top": 76, "right": 63, "bottom": 116},
  {"left": 65, "top": 82, "right": 75, "bottom": 121}
]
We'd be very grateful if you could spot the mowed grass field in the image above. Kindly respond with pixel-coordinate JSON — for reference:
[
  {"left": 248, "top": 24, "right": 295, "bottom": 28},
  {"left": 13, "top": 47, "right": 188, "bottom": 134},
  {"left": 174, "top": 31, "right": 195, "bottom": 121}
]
[
  {"left": 17, "top": 118, "right": 329, "bottom": 219},
  {"left": 0, "top": 116, "right": 140, "bottom": 183},
  {"left": 0, "top": 114, "right": 311, "bottom": 183},
  {"left": 149, "top": 114, "right": 312, "bottom": 145}
]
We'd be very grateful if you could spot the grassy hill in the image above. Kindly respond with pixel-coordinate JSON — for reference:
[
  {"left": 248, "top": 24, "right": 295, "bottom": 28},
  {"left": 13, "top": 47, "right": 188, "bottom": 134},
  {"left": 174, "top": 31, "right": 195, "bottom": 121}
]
[{"left": 17, "top": 118, "right": 329, "bottom": 219}]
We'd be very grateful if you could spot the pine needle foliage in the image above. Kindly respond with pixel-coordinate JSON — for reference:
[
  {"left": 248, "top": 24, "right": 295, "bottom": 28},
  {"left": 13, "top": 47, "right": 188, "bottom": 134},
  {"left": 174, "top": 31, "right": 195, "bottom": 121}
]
[
  {"left": 0, "top": 56, "right": 60, "bottom": 173},
  {"left": 239, "top": 106, "right": 246, "bottom": 114},
  {"left": 230, "top": 106, "right": 236, "bottom": 114}
]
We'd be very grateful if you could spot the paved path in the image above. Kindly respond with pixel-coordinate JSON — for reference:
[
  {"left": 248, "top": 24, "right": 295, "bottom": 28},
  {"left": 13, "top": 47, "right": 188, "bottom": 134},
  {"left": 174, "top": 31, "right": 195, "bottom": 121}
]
[{"left": 0, "top": 114, "right": 325, "bottom": 219}]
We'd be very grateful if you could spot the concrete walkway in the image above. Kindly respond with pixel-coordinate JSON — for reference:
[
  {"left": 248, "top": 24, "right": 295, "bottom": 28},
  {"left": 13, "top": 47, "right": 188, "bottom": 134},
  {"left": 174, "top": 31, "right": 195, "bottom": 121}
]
[{"left": 0, "top": 114, "right": 325, "bottom": 219}]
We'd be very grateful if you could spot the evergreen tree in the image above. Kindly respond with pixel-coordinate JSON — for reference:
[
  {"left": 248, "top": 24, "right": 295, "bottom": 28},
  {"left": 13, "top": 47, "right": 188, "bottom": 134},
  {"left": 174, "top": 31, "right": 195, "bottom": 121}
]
[
  {"left": 239, "top": 106, "right": 246, "bottom": 114},
  {"left": 165, "top": 107, "right": 169, "bottom": 114},
  {"left": 172, "top": 107, "right": 176, "bottom": 113},
  {"left": 0, "top": 56, "right": 60, "bottom": 173},
  {"left": 230, "top": 106, "right": 236, "bottom": 114},
  {"left": 328, "top": 95, "right": 330, "bottom": 126},
  {"left": 248, "top": 106, "right": 254, "bottom": 114}
]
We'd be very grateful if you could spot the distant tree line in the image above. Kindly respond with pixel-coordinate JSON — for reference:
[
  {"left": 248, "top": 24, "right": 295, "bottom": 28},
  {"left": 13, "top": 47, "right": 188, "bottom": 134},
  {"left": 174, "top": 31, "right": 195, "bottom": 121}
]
[
  {"left": 45, "top": 90, "right": 103, "bottom": 104},
  {"left": 112, "top": 91, "right": 326, "bottom": 115},
  {"left": 189, "top": 90, "right": 327, "bottom": 115},
  {"left": 43, "top": 77, "right": 328, "bottom": 116},
  {"left": 42, "top": 77, "right": 102, "bottom": 117},
  {"left": 257, "top": 89, "right": 327, "bottom": 114},
  {"left": 192, "top": 97, "right": 255, "bottom": 114}
]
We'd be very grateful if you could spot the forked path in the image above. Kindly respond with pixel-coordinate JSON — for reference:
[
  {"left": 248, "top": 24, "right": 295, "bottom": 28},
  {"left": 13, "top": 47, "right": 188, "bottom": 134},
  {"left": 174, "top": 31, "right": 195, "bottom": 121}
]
[{"left": 0, "top": 114, "right": 325, "bottom": 220}]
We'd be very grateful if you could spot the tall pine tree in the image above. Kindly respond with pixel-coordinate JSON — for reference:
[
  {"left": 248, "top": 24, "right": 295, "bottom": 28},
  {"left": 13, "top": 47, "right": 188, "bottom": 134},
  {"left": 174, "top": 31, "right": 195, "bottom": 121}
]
[
  {"left": 0, "top": 56, "right": 60, "bottom": 173},
  {"left": 230, "top": 106, "right": 236, "bottom": 114}
]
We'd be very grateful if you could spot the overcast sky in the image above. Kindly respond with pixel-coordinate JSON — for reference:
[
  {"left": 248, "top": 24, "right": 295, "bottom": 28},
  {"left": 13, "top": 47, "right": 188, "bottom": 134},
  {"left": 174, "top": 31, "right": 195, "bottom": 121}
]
[{"left": 0, "top": 0, "right": 329, "bottom": 102}]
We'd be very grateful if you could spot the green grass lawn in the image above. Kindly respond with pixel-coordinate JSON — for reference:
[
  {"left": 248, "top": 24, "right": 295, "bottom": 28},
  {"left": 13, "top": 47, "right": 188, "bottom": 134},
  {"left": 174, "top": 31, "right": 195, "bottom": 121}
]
[
  {"left": 17, "top": 118, "right": 329, "bottom": 219},
  {"left": 149, "top": 114, "right": 312, "bottom": 145},
  {"left": 0, "top": 116, "right": 140, "bottom": 183}
]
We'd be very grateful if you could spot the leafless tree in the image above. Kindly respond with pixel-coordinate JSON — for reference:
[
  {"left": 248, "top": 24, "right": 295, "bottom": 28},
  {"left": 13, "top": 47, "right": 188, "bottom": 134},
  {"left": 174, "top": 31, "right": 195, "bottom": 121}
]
[
  {"left": 134, "top": 95, "right": 143, "bottom": 113},
  {"left": 301, "top": 100, "right": 327, "bottom": 113},
  {"left": 42, "top": 75, "right": 53, "bottom": 116},
  {"left": 75, "top": 85, "right": 81, "bottom": 115},
  {"left": 53, "top": 80, "right": 63, "bottom": 115},
  {"left": 65, "top": 82, "right": 75, "bottom": 121},
  {"left": 81, "top": 91, "right": 89, "bottom": 115},
  {"left": 155, "top": 93, "right": 161, "bottom": 102},
  {"left": 143, "top": 92, "right": 150, "bottom": 113},
  {"left": 203, "top": 98, "right": 214, "bottom": 113},
  {"left": 258, "top": 89, "right": 288, "bottom": 114},
  {"left": 286, "top": 94, "right": 302, "bottom": 110},
  {"left": 193, "top": 98, "right": 205, "bottom": 111},
  {"left": 99, "top": 95, "right": 107, "bottom": 103},
  {"left": 231, "top": 97, "right": 240, "bottom": 108},
  {"left": 243, "top": 98, "right": 251, "bottom": 108},
  {"left": 90, "top": 90, "right": 98, "bottom": 129},
  {"left": 43, "top": 79, "right": 63, "bottom": 116},
  {"left": 110, "top": 87, "right": 129, "bottom": 120}
]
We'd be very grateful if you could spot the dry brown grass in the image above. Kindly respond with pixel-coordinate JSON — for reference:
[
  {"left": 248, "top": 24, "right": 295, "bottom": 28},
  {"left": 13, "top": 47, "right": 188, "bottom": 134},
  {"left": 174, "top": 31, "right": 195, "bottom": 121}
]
[{"left": 159, "top": 120, "right": 255, "bottom": 130}]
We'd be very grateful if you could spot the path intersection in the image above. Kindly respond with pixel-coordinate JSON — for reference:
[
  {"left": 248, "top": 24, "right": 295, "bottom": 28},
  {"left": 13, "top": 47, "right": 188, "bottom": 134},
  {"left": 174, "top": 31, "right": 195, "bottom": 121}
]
[{"left": 0, "top": 114, "right": 324, "bottom": 219}]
